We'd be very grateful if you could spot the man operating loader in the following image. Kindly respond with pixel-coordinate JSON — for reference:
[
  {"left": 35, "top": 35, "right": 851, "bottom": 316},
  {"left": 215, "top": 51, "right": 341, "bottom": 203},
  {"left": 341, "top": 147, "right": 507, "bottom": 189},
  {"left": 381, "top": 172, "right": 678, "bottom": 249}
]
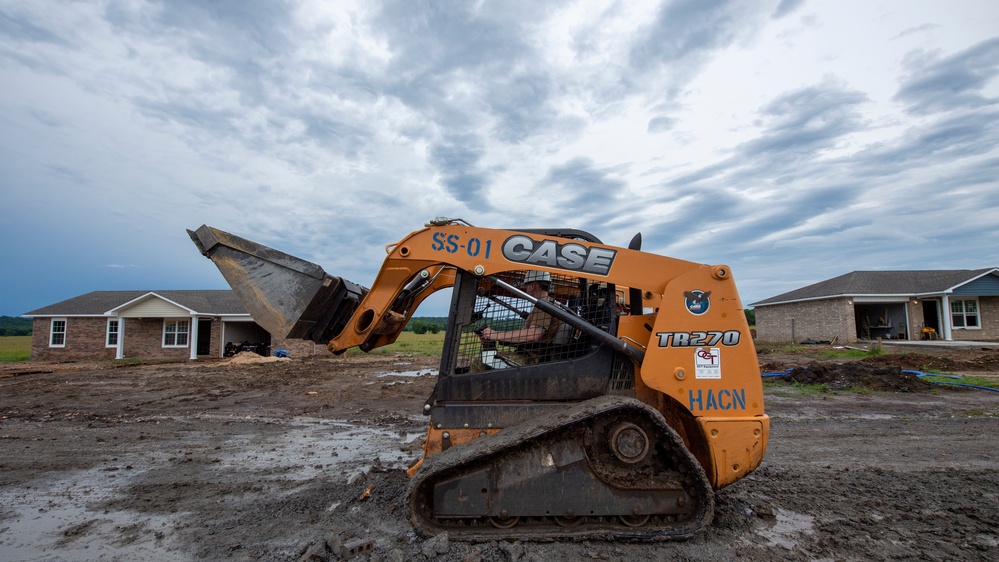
[{"left": 478, "top": 271, "right": 563, "bottom": 366}]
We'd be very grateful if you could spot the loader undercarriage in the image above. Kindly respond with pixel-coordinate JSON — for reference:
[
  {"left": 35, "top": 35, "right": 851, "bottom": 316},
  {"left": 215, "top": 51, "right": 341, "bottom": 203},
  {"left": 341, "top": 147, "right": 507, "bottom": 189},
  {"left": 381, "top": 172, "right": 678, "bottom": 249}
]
[{"left": 407, "top": 396, "right": 714, "bottom": 541}]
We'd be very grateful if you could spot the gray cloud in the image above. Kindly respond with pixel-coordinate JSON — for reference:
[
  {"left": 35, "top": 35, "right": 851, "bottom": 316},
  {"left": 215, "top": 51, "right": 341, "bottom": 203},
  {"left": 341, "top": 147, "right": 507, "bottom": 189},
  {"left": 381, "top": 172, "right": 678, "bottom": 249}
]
[
  {"left": 771, "top": 0, "right": 806, "bottom": 19},
  {"left": 744, "top": 83, "right": 868, "bottom": 159},
  {"left": 373, "top": 1, "right": 559, "bottom": 143},
  {"left": 629, "top": 0, "right": 764, "bottom": 73},
  {"left": 647, "top": 116, "right": 678, "bottom": 133},
  {"left": 893, "top": 23, "right": 938, "bottom": 40},
  {"left": 485, "top": 72, "right": 556, "bottom": 143},
  {"left": 429, "top": 134, "right": 491, "bottom": 210},
  {"left": 150, "top": 0, "right": 296, "bottom": 63},
  {"left": 852, "top": 110, "right": 999, "bottom": 176},
  {"left": 894, "top": 37, "right": 999, "bottom": 115},
  {"left": 0, "top": 6, "right": 69, "bottom": 45},
  {"left": 541, "top": 157, "right": 628, "bottom": 207}
]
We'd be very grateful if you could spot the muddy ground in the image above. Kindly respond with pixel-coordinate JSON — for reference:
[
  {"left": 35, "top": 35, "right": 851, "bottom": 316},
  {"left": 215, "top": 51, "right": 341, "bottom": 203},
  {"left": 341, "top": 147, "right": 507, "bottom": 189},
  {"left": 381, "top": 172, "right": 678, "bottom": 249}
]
[{"left": 1, "top": 345, "right": 998, "bottom": 561}]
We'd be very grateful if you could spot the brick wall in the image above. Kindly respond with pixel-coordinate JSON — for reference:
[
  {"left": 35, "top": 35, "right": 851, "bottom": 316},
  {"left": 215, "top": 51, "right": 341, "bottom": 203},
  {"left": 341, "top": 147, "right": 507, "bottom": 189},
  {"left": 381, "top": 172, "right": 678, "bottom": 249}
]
[
  {"left": 123, "top": 318, "right": 191, "bottom": 360},
  {"left": 211, "top": 319, "right": 223, "bottom": 357},
  {"left": 754, "top": 298, "right": 856, "bottom": 343},
  {"left": 30, "top": 317, "right": 194, "bottom": 361},
  {"left": 952, "top": 296, "right": 999, "bottom": 341},
  {"left": 907, "top": 301, "right": 924, "bottom": 339},
  {"left": 30, "top": 317, "right": 116, "bottom": 361}
]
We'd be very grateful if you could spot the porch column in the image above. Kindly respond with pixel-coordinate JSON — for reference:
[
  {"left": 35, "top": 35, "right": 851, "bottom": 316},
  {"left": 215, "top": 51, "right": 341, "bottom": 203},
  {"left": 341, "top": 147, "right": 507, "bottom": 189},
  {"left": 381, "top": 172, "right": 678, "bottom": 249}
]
[
  {"left": 116, "top": 317, "right": 125, "bottom": 360},
  {"left": 940, "top": 295, "right": 952, "bottom": 341},
  {"left": 903, "top": 302, "right": 912, "bottom": 341},
  {"left": 189, "top": 315, "right": 199, "bottom": 360}
]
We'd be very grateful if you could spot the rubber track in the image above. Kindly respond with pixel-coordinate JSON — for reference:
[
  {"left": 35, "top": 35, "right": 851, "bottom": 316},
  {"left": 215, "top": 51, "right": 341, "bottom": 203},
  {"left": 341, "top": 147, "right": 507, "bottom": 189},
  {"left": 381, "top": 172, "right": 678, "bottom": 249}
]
[{"left": 406, "top": 395, "right": 714, "bottom": 541}]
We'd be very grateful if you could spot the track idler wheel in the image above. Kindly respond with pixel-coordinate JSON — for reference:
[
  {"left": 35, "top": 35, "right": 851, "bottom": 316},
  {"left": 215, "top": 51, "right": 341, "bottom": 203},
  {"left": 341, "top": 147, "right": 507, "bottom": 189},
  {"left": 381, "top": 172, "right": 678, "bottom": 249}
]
[{"left": 608, "top": 421, "right": 650, "bottom": 464}]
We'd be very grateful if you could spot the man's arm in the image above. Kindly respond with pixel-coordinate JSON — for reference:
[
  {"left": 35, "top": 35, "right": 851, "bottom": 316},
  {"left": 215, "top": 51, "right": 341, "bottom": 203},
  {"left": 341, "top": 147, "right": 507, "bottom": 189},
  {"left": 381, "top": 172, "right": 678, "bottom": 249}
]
[{"left": 479, "top": 324, "right": 546, "bottom": 344}]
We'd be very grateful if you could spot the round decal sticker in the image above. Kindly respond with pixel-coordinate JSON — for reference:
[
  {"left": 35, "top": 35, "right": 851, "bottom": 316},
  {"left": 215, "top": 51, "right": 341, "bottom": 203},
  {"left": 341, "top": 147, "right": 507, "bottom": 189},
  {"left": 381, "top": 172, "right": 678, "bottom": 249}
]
[{"left": 684, "top": 290, "right": 711, "bottom": 315}]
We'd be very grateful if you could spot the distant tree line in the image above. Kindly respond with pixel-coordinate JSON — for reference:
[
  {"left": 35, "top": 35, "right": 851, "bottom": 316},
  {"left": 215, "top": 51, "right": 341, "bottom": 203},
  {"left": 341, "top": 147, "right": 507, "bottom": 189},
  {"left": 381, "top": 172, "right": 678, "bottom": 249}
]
[
  {"left": 0, "top": 316, "right": 32, "bottom": 336},
  {"left": 405, "top": 317, "right": 446, "bottom": 334}
]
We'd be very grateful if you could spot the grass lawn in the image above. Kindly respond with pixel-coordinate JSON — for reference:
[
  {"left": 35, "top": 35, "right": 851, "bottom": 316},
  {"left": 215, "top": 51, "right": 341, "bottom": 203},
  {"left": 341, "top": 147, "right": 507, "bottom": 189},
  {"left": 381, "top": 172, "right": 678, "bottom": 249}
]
[
  {"left": 0, "top": 332, "right": 446, "bottom": 363},
  {"left": 342, "top": 331, "right": 445, "bottom": 358},
  {"left": 1, "top": 331, "right": 445, "bottom": 363},
  {"left": 0, "top": 336, "right": 31, "bottom": 362}
]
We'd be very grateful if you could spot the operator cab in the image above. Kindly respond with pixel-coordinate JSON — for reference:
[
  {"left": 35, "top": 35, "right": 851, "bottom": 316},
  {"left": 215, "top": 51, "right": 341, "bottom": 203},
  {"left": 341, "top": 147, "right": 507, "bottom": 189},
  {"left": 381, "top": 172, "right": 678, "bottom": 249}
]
[{"left": 426, "top": 266, "right": 636, "bottom": 429}]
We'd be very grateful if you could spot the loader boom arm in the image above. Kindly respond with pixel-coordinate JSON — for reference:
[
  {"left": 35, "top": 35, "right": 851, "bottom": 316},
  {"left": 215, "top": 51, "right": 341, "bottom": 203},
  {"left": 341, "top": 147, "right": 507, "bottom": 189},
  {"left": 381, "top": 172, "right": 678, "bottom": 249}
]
[
  {"left": 321, "top": 223, "right": 708, "bottom": 355},
  {"left": 191, "top": 221, "right": 720, "bottom": 356}
]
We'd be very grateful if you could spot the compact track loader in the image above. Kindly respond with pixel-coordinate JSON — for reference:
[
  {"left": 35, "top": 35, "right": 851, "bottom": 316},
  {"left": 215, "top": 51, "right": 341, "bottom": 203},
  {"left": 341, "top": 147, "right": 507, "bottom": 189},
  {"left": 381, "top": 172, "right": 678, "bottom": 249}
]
[{"left": 189, "top": 219, "right": 768, "bottom": 540}]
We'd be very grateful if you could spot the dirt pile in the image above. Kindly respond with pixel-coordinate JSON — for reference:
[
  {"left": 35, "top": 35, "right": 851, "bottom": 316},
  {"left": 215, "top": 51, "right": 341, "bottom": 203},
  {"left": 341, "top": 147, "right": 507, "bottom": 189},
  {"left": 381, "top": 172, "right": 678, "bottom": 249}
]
[
  {"left": 862, "top": 350, "right": 999, "bottom": 372},
  {"left": 777, "top": 362, "right": 937, "bottom": 392},
  {"left": 222, "top": 350, "right": 288, "bottom": 365}
]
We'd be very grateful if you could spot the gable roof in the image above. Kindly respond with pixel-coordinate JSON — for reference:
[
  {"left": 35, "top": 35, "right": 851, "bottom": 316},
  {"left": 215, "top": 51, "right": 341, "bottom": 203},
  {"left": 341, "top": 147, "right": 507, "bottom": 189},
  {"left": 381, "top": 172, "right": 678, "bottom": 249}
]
[
  {"left": 752, "top": 268, "right": 999, "bottom": 307},
  {"left": 24, "top": 290, "right": 248, "bottom": 317}
]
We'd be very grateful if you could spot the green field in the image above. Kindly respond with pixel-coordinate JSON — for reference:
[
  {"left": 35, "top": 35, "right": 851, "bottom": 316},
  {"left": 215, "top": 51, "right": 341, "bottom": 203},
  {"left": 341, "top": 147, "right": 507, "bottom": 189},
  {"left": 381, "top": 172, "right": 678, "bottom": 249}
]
[
  {"left": 0, "top": 336, "right": 31, "bottom": 362},
  {"left": 343, "top": 330, "right": 445, "bottom": 357},
  {"left": 0, "top": 332, "right": 445, "bottom": 363}
]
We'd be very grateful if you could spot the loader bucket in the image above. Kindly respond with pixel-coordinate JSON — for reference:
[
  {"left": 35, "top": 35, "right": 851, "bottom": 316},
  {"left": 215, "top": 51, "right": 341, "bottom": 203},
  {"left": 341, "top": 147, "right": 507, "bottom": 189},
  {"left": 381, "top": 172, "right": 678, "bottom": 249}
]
[{"left": 188, "top": 225, "right": 367, "bottom": 344}]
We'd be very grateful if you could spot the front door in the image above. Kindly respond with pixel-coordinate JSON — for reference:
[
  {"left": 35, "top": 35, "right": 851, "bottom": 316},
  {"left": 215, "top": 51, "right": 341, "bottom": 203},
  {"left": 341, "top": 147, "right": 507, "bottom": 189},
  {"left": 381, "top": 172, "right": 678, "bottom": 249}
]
[
  {"left": 197, "top": 319, "right": 212, "bottom": 355},
  {"left": 922, "top": 301, "right": 940, "bottom": 335}
]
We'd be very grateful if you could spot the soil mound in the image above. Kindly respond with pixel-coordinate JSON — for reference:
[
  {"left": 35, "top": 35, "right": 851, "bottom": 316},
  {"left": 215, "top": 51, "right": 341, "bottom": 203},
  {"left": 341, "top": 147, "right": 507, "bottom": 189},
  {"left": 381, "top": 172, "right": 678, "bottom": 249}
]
[
  {"left": 223, "top": 351, "right": 287, "bottom": 365},
  {"left": 780, "top": 362, "right": 937, "bottom": 392},
  {"left": 862, "top": 351, "right": 999, "bottom": 372}
]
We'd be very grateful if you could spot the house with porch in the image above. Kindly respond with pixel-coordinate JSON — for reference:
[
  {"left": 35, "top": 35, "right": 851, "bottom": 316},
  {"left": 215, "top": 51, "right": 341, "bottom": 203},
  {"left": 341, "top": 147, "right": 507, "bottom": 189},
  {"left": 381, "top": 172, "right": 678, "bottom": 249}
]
[
  {"left": 24, "top": 290, "right": 322, "bottom": 361},
  {"left": 751, "top": 268, "right": 999, "bottom": 344}
]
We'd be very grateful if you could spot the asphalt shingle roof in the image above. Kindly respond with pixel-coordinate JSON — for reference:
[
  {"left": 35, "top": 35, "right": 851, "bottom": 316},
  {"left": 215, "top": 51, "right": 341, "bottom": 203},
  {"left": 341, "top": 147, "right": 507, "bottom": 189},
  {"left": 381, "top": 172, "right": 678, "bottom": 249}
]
[
  {"left": 24, "top": 290, "right": 248, "bottom": 316},
  {"left": 752, "top": 269, "right": 998, "bottom": 307}
]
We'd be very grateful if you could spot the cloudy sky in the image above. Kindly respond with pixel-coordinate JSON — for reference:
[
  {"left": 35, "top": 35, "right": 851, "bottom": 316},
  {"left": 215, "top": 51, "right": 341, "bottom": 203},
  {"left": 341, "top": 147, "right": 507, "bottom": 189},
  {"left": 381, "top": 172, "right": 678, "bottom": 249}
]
[{"left": 2, "top": 0, "right": 998, "bottom": 318}]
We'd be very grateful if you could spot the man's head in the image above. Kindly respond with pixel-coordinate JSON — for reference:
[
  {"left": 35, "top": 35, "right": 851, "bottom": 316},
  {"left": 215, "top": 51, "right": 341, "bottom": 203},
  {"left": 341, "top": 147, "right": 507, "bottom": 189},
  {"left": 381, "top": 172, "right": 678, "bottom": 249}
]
[{"left": 522, "top": 270, "right": 551, "bottom": 295}]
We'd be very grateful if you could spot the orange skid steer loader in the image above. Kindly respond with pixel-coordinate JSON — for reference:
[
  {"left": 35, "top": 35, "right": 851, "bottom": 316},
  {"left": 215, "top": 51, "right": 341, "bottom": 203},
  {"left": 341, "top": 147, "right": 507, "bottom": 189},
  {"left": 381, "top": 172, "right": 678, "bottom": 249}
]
[{"left": 189, "top": 218, "right": 768, "bottom": 541}]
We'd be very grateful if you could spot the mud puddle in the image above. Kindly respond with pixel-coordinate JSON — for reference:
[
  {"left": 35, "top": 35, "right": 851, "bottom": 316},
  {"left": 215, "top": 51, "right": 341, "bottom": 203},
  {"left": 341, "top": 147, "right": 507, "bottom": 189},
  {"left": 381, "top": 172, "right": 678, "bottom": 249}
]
[
  {"left": 217, "top": 417, "right": 424, "bottom": 480},
  {"left": 0, "top": 468, "right": 179, "bottom": 561},
  {"left": 0, "top": 416, "right": 427, "bottom": 561}
]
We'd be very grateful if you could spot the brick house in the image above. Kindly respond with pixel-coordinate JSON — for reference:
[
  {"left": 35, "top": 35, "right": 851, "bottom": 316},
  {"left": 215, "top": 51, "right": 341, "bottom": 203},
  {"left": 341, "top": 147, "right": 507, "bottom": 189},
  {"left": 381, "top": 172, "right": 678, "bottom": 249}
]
[
  {"left": 24, "top": 290, "right": 324, "bottom": 361},
  {"left": 751, "top": 269, "right": 999, "bottom": 344}
]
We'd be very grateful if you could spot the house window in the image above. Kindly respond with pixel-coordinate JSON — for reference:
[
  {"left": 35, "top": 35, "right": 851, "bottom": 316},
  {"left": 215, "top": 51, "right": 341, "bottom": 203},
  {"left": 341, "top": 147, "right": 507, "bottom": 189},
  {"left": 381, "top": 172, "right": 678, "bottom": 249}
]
[
  {"left": 163, "top": 319, "right": 190, "bottom": 347},
  {"left": 106, "top": 319, "right": 119, "bottom": 347},
  {"left": 50, "top": 319, "right": 66, "bottom": 347},
  {"left": 951, "top": 299, "right": 980, "bottom": 329}
]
